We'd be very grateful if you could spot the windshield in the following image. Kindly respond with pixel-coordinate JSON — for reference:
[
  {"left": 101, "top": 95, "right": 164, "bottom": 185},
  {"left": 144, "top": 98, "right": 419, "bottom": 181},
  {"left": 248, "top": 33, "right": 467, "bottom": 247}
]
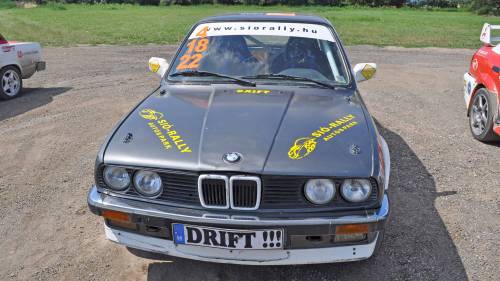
[{"left": 168, "top": 21, "right": 349, "bottom": 86}]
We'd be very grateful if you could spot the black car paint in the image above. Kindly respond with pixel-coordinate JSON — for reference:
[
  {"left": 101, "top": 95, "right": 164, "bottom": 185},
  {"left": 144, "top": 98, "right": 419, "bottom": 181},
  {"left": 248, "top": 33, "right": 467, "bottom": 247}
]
[
  {"left": 105, "top": 85, "right": 377, "bottom": 177},
  {"left": 95, "top": 14, "right": 385, "bottom": 213}
]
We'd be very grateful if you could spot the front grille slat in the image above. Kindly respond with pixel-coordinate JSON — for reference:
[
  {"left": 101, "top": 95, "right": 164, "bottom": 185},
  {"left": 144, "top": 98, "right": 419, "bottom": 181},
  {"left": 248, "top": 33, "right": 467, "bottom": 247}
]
[
  {"left": 207, "top": 184, "right": 212, "bottom": 204},
  {"left": 163, "top": 182, "right": 197, "bottom": 189},
  {"left": 244, "top": 185, "right": 249, "bottom": 207},
  {"left": 213, "top": 183, "right": 217, "bottom": 205},
  {"left": 164, "top": 187, "right": 197, "bottom": 194}
]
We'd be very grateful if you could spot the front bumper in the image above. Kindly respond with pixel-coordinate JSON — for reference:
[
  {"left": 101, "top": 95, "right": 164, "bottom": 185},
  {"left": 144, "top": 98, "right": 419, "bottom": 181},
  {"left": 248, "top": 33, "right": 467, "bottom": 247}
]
[
  {"left": 464, "top": 72, "right": 477, "bottom": 108},
  {"left": 105, "top": 225, "right": 380, "bottom": 265},
  {"left": 88, "top": 186, "right": 390, "bottom": 265}
]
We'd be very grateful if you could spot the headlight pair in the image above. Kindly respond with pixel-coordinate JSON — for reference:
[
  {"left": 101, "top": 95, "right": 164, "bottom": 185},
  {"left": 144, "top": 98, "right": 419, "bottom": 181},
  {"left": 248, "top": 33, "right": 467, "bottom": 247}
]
[
  {"left": 304, "top": 178, "right": 372, "bottom": 205},
  {"left": 103, "top": 166, "right": 162, "bottom": 197}
]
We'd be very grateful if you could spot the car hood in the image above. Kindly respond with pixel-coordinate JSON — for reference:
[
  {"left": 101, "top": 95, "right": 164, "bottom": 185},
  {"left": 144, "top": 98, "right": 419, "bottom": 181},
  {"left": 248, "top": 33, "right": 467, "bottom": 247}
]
[{"left": 104, "top": 84, "right": 374, "bottom": 177}]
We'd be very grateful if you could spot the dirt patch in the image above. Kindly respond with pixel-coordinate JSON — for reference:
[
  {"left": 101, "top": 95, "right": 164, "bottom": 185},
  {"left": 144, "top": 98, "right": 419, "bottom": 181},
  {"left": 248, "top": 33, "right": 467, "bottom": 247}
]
[{"left": 0, "top": 45, "right": 498, "bottom": 281}]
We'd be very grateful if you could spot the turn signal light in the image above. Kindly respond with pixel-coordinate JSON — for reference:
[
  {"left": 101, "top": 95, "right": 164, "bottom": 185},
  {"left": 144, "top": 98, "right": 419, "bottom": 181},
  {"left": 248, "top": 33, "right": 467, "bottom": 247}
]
[
  {"left": 335, "top": 224, "right": 369, "bottom": 235},
  {"left": 101, "top": 210, "right": 130, "bottom": 222}
]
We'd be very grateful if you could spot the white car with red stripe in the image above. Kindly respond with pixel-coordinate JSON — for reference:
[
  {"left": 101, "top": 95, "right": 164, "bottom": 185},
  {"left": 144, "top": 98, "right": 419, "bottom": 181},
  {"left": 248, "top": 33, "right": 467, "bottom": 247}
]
[{"left": 0, "top": 33, "right": 46, "bottom": 100}]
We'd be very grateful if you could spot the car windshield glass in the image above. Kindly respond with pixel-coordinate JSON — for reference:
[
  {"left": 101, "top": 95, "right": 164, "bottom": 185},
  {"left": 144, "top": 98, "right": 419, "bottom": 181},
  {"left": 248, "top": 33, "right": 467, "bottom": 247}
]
[{"left": 167, "top": 21, "right": 349, "bottom": 86}]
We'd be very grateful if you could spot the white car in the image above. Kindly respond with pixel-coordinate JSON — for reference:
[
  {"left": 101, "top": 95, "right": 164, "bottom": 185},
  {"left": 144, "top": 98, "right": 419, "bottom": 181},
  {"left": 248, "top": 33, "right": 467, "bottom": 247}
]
[{"left": 0, "top": 33, "right": 46, "bottom": 100}]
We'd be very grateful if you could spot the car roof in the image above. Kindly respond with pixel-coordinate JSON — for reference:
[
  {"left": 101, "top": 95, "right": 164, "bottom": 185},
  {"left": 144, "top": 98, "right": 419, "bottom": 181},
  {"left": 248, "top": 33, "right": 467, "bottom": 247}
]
[{"left": 197, "top": 13, "right": 331, "bottom": 26}]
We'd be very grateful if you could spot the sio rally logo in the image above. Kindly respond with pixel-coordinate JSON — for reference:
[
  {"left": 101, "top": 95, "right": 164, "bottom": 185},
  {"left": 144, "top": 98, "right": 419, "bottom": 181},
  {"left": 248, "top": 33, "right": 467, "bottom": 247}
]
[
  {"left": 139, "top": 109, "right": 164, "bottom": 120},
  {"left": 288, "top": 114, "right": 358, "bottom": 160},
  {"left": 139, "top": 108, "right": 192, "bottom": 153}
]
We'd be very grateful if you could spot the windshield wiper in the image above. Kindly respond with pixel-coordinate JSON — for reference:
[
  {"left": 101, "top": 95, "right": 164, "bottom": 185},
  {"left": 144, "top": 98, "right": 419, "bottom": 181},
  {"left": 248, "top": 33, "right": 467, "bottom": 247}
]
[
  {"left": 242, "top": 73, "right": 336, "bottom": 90},
  {"left": 170, "top": 70, "right": 256, "bottom": 87}
]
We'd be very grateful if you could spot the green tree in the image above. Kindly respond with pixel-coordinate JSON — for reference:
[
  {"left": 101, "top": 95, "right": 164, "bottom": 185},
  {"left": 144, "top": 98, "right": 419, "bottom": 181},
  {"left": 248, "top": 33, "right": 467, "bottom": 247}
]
[{"left": 471, "top": 0, "right": 500, "bottom": 15}]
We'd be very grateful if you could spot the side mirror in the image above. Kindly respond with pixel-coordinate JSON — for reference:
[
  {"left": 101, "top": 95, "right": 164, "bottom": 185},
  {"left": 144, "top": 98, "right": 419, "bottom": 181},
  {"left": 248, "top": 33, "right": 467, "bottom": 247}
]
[
  {"left": 149, "top": 57, "right": 169, "bottom": 77},
  {"left": 353, "top": 63, "right": 377, "bottom": 83}
]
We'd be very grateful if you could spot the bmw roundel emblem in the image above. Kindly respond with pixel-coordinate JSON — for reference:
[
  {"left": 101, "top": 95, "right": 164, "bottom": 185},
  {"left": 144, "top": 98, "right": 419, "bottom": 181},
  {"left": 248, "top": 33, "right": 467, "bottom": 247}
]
[{"left": 223, "top": 152, "right": 242, "bottom": 164}]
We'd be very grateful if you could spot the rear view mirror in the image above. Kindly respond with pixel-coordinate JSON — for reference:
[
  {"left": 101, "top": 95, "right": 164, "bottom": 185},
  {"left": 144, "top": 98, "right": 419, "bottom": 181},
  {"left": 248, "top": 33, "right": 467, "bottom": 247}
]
[
  {"left": 353, "top": 63, "right": 377, "bottom": 83},
  {"left": 149, "top": 57, "right": 169, "bottom": 77}
]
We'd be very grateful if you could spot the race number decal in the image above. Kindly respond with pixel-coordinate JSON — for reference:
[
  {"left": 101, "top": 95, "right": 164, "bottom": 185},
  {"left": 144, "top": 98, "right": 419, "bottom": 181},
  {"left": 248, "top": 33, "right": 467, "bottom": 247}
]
[
  {"left": 177, "top": 53, "right": 203, "bottom": 70},
  {"left": 176, "top": 27, "right": 209, "bottom": 71},
  {"left": 195, "top": 26, "right": 209, "bottom": 38}
]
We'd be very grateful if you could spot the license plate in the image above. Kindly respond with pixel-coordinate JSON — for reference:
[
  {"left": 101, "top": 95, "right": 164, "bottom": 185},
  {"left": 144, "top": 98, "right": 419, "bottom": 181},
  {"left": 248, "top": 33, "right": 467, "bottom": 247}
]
[{"left": 172, "top": 223, "right": 284, "bottom": 250}]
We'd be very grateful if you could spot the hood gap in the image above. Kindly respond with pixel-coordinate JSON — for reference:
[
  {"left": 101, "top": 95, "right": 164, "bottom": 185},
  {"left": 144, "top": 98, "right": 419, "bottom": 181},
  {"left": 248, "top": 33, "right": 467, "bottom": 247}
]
[
  {"left": 197, "top": 86, "right": 216, "bottom": 168},
  {"left": 261, "top": 91, "right": 295, "bottom": 173}
]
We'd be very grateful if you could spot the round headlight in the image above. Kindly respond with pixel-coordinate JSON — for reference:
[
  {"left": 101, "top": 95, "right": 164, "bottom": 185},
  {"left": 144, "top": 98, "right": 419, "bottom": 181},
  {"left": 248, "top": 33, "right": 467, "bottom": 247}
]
[
  {"left": 341, "top": 179, "right": 372, "bottom": 203},
  {"left": 304, "top": 179, "right": 336, "bottom": 205},
  {"left": 133, "top": 170, "right": 162, "bottom": 197},
  {"left": 103, "top": 166, "right": 130, "bottom": 191}
]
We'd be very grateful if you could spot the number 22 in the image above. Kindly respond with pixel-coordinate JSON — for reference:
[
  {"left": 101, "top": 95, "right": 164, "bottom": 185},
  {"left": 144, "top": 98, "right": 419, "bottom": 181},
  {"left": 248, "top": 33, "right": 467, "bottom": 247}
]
[{"left": 177, "top": 53, "right": 203, "bottom": 70}]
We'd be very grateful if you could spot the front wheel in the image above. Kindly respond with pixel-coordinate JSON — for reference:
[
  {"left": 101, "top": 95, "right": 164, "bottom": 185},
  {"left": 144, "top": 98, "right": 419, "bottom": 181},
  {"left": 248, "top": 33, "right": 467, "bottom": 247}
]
[
  {"left": 0, "top": 66, "right": 23, "bottom": 100},
  {"left": 468, "top": 88, "right": 499, "bottom": 142}
]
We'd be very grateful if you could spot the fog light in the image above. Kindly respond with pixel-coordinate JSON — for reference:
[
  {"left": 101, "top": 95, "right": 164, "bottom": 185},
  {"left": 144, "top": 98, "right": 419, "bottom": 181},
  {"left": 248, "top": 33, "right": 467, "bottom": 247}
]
[{"left": 334, "top": 233, "right": 367, "bottom": 243}]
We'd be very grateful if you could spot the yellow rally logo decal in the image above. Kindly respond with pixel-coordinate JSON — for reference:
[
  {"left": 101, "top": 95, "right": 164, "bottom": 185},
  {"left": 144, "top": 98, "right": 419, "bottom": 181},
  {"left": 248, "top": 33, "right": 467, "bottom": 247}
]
[
  {"left": 139, "top": 109, "right": 192, "bottom": 153},
  {"left": 236, "top": 89, "right": 271, "bottom": 95},
  {"left": 139, "top": 109, "right": 164, "bottom": 120},
  {"left": 149, "top": 62, "right": 161, "bottom": 73},
  {"left": 288, "top": 114, "right": 358, "bottom": 160}
]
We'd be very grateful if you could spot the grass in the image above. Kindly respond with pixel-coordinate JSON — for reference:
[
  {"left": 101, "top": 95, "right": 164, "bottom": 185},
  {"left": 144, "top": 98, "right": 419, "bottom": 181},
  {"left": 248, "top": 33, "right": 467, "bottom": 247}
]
[
  {"left": 0, "top": 0, "right": 15, "bottom": 9},
  {"left": 0, "top": 4, "right": 499, "bottom": 48}
]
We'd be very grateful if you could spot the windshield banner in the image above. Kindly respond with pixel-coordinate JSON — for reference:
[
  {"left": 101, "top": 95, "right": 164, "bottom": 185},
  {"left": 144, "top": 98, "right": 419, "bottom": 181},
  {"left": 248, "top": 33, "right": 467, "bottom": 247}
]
[{"left": 189, "top": 22, "right": 335, "bottom": 42}]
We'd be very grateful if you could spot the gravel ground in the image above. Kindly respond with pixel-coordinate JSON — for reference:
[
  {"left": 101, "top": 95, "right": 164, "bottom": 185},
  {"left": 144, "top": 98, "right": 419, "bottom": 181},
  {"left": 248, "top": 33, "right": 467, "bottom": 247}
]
[{"left": 0, "top": 45, "right": 498, "bottom": 281}]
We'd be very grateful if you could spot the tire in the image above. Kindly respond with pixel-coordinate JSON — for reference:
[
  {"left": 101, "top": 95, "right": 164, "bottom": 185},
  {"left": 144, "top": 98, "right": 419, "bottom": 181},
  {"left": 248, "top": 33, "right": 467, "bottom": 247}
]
[
  {"left": 0, "top": 66, "right": 23, "bottom": 100},
  {"left": 468, "top": 88, "right": 499, "bottom": 142}
]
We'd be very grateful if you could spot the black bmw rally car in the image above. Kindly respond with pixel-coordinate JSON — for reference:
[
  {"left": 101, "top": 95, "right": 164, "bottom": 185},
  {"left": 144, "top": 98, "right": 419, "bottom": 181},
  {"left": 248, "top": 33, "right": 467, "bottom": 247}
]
[{"left": 88, "top": 13, "right": 390, "bottom": 265}]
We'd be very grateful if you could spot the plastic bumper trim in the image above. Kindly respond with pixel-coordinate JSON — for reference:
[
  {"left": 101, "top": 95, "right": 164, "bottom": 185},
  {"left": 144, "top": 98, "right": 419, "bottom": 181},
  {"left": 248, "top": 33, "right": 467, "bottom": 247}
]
[{"left": 105, "top": 224, "right": 379, "bottom": 265}]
